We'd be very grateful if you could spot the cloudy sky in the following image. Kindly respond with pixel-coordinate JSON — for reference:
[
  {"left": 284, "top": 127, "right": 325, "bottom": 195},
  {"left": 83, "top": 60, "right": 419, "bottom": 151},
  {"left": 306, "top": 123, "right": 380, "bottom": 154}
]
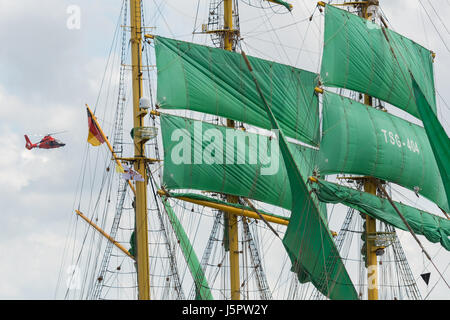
[{"left": 0, "top": 0, "right": 448, "bottom": 299}]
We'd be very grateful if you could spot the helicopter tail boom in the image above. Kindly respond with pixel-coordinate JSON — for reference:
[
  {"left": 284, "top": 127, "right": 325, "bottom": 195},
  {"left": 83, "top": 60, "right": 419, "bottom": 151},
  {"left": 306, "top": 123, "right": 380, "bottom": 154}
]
[{"left": 24, "top": 135, "right": 35, "bottom": 150}]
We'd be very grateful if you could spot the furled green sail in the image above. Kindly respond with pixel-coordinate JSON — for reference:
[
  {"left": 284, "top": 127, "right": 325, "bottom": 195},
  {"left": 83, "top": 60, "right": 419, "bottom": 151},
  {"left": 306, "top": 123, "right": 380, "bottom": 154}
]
[
  {"left": 161, "top": 197, "right": 213, "bottom": 300},
  {"left": 319, "top": 91, "right": 449, "bottom": 212},
  {"left": 312, "top": 179, "right": 450, "bottom": 251},
  {"left": 321, "top": 4, "right": 436, "bottom": 119},
  {"left": 240, "top": 55, "right": 357, "bottom": 300},
  {"left": 412, "top": 78, "right": 450, "bottom": 210},
  {"left": 265, "top": 0, "right": 292, "bottom": 11},
  {"left": 155, "top": 36, "right": 320, "bottom": 146},
  {"left": 160, "top": 113, "right": 322, "bottom": 216},
  {"left": 166, "top": 191, "right": 289, "bottom": 222}
]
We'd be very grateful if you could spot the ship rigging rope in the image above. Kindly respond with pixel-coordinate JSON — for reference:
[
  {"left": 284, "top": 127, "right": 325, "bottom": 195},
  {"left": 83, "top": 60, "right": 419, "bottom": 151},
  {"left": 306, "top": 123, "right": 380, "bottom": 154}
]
[
  {"left": 424, "top": 262, "right": 450, "bottom": 299},
  {"left": 414, "top": 245, "right": 443, "bottom": 282},
  {"left": 92, "top": 0, "right": 126, "bottom": 113},
  {"left": 81, "top": 22, "right": 132, "bottom": 297},
  {"left": 414, "top": 0, "right": 450, "bottom": 130},
  {"left": 239, "top": 5, "right": 319, "bottom": 68},
  {"left": 377, "top": 182, "right": 450, "bottom": 290},
  {"left": 418, "top": 0, "right": 450, "bottom": 53},
  {"left": 152, "top": 0, "right": 175, "bottom": 38},
  {"left": 388, "top": 184, "right": 445, "bottom": 215},
  {"left": 61, "top": 142, "right": 115, "bottom": 299},
  {"left": 425, "top": 0, "right": 450, "bottom": 36},
  {"left": 58, "top": 1, "right": 137, "bottom": 300},
  {"left": 55, "top": 138, "right": 90, "bottom": 297},
  {"left": 241, "top": 0, "right": 290, "bottom": 14},
  {"left": 62, "top": 150, "right": 115, "bottom": 299},
  {"left": 380, "top": 2, "right": 450, "bottom": 125},
  {"left": 242, "top": 16, "right": 311, "bottom": 36},
  {"left": 192, "top": 0, "right": 201, "bottom": 42},
  {"left": 252, "top": 7, "right": 291, "bottom": 63}
]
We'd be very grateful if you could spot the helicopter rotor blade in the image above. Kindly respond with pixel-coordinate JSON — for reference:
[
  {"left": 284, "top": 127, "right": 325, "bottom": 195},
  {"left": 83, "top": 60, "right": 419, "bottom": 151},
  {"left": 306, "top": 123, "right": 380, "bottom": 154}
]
[
  {"left": 28, "top": 130, "right": 68, "bottom": 137},
  {"left": 46, "top": 130, "right": 68, "bottom": 136}
]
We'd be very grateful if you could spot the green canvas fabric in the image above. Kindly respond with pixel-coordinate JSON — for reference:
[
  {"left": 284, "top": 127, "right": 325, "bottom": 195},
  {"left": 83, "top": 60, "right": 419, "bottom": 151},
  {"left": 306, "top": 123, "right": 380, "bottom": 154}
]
[
  {"left": 266, "top": 0, "right": 292, "bottom": 11},
  {"left": 319, "top": 91, "right": 449, "bottom": 212},
  {"left": 313, "top": 179, "right": 450, "bottom": 251},
  {"left": 155, "top": 36, "right": 320, "bottom": 146},
  {"left": 412, "top": 78, "right": 450, "bottom": 211},
  {"left": 321, "top": 4, "right": 436, "bottom": 119},
  {"left": 240, "top": 61, "right": 358, "bottom": 299},
  {"left": 160, "top": 113, "right": 325, "bottom": 220},
  {"left": 161, "top": 197, "right": 213, "bottom": 300},
  {"left": 129, "top": 231, "right": 136, "bottom": 258}
]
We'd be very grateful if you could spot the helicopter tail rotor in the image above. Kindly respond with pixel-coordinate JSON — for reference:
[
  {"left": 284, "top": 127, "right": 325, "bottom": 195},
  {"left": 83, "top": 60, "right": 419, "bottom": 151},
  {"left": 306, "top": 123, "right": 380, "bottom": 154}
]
[{"left": 24, "top": 135, "right": 34, "bottom": 150}]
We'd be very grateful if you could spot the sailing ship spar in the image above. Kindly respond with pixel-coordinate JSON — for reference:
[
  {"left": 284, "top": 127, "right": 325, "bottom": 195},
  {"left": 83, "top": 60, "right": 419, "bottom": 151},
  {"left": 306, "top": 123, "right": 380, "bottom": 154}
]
[{"left": 60, "top": 0, "right": 450, "bottom": 300}]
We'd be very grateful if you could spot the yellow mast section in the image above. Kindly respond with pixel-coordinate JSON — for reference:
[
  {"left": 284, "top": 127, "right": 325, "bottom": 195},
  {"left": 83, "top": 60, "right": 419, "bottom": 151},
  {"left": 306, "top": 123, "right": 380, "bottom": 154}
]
[
  {"left": 75, "top": 210, "right": 135, "bottom": 259},
  {"left": 363, "top": 178, "right": 379, "bottom": 300},
  {"left": 360, "top": 0, "right": 379, "bottom": 301},
  {"left": 130, "top": 0, "right": 150, "bottom": 300},
  {"left": 223, "top": 0, "right": 241, "bottom": 301}
]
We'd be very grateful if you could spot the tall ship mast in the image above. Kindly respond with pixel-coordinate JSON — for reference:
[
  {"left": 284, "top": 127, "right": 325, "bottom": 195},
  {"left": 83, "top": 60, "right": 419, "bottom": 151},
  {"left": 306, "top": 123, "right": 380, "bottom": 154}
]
[{"left": 58, "top": 0, "right": 450, "bottom": 300}]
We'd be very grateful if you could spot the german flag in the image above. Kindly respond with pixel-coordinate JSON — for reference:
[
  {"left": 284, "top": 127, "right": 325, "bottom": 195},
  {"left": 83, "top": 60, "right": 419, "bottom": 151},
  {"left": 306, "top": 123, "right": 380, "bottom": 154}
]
[{"left": 86, "top": 107, "right": 106, "bottom": 146}]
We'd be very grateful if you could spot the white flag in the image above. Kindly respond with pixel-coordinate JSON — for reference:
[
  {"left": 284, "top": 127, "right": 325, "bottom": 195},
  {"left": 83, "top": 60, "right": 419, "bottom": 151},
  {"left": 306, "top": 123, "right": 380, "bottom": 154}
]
[{"left": 121, "top": 166, "right": 144, "bottom": 181}]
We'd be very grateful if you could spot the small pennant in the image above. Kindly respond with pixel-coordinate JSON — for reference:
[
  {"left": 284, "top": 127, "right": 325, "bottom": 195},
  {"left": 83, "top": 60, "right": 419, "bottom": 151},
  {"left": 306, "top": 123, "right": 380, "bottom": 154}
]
[{"left": 420, "top": 272, "right": 431, "bottom": 285}]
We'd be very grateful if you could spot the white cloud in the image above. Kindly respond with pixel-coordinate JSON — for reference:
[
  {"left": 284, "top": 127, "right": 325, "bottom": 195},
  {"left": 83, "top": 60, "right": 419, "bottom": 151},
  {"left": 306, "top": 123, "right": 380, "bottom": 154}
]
[
  {"left": 0, "top": 130, "right": 49, "bottom": 192},
  {"left": 0, "top": 230, "right": 67, "bottom": 299}
]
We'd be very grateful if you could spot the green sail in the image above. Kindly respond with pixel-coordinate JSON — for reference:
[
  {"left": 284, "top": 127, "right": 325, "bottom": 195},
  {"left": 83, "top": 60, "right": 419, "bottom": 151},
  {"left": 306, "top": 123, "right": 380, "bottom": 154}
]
[
  {"left": 155, "top": 36, "right": 320, "bottom": 146},
  {"left": 160, "top": 113, "right": 322, "bottom": 216},
  {"left": 312, "top": 179, "right": 450, "bottom": 251},
  {"left": 243, "top": 63, "right": 357, "bottom": 300},
  {"left": 412, "top": 78, "right": 450, "bottom": 210},
  {"left": 321, "top": 4, "right": 436, "bottom": 119},
  {"left": 265, "top": 0, "right": 292, "bottom": 11},
  {"left": 161, "top": 197, "right": 213, "bottom": 300},
  {"left": 319, "top": 91, "right": 449, "bottom": 212}
]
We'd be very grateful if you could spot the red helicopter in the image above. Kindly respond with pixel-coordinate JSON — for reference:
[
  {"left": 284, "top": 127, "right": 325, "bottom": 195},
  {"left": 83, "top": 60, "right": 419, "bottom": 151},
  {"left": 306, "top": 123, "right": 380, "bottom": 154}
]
[{"left": 24, "top": 133, "right": 66, "bottom": 150}]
